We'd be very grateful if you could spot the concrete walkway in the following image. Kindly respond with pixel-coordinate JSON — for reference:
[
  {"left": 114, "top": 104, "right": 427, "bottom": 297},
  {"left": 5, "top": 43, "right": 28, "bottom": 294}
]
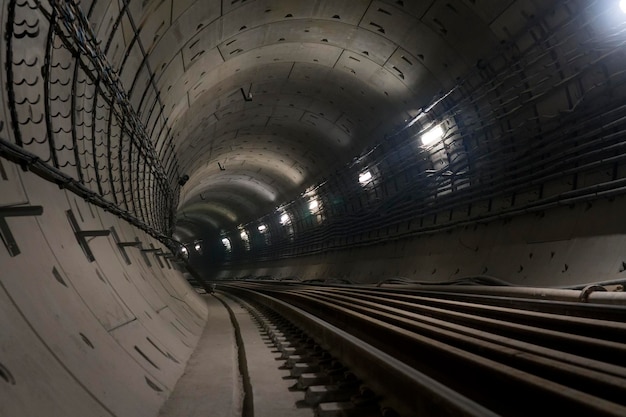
[
  {"left": 158, "top": 295, "right": 242, "bottom": 417},
  {"left": 224, "top": 294, "right": 313, "bottom": 417},
  {"left": 158, "top": 294, "right": 313, "bottom": 417}
]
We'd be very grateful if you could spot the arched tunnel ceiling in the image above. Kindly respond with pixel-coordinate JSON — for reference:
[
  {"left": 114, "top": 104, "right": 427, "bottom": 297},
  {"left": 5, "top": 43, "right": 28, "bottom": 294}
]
[{"left": 94, "top": 0, "right": 541, "bottom": 233}]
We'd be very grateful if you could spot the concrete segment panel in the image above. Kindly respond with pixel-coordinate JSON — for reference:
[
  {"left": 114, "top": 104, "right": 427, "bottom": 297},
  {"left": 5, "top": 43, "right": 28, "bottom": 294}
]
[
  {"left": 0, "top": 287, "right": 113, "bottom": 417},
  {"left": 0, "top": 165, "right": 206, "bottom": 416}
]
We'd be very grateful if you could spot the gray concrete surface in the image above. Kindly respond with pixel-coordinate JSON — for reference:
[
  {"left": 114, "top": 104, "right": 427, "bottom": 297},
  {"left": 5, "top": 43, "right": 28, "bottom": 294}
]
[
  {"left": 216, "top": 194, "right": 626, "bottom": 287},
  {"left": 3, "top": 1, "right": 626, "bottom": 416},
  {"left": 0, "top": 169, "right": 208, "bottom": 417},
  {"left": 158, "top": 294, "right": 314, "bottom": 417},
  {"left": 158, "top": 295, "right": 242, "bottom": 417},
  {"left": 224, "top": 295, "right": 314, "bottom": 417}
]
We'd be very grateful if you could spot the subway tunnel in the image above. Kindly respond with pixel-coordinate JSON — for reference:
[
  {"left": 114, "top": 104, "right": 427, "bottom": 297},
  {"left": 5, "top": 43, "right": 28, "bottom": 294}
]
[{"left": 2, "top": 0, "right": 626, "bottom": 416}]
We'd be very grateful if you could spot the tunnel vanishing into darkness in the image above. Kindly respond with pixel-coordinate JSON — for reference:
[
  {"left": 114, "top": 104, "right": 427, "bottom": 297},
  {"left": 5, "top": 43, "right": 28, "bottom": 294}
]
[{"left": 2, "top": 0, "right": 626, "bottom": 416}]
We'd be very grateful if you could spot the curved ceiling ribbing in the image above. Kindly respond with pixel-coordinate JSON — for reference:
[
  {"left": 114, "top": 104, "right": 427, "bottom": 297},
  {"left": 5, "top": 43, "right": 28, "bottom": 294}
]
[{"left": 93, "top": 0, "right": 524, "bottom": 234}]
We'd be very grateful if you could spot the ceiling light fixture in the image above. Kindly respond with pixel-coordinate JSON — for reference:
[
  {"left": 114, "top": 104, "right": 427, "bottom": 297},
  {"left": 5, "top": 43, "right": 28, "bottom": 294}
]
[
  {"left": 420, "top": 124, "right": 444, "bottom": 145},
  {"left": 359, "top": 170, "right": 372, "bottom": 184}
]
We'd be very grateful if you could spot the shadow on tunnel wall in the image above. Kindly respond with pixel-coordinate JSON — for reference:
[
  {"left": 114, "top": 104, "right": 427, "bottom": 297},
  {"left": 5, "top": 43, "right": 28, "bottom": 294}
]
[{"left": 209, "top": 1, "right": 626, "bottom": 288}]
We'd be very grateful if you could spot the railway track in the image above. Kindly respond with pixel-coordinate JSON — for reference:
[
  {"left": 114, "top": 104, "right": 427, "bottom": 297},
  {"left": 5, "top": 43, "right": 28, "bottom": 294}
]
[{"left": 217, "top": 281, "right": 626, "bottom": 417}]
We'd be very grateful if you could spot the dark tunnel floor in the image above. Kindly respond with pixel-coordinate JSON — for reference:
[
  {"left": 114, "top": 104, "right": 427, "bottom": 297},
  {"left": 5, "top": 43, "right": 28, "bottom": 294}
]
[{"left": 158, "top": 294, "right": 312, "bottom": 417}]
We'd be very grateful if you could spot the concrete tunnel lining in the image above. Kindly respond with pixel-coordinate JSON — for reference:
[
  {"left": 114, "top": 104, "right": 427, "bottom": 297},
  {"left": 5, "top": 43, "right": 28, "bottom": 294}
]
[{"left": 3, "top": 0, "right": 626, "bottom": 416}]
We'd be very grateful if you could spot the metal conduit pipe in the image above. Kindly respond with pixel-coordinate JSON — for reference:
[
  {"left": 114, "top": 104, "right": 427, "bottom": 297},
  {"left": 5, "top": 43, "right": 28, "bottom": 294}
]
[
  {"left": 0, "top": 136, "right": 179, "bottom": 248},
  {"left": 230, "top": 93, "right": 626, "bottom": 261},
  {"left": 226, "top": 176, "right": 626, "bottom": 262}
]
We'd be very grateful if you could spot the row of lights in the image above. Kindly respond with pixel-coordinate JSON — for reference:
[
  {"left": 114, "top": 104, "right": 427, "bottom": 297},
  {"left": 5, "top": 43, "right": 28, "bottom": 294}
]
[
  {"left": 221, "top": 221, "right": 273, "bottom": 252},
  {"left": 357, "top": 123, "right": 444, "bottom": 185},
  {"left": 220, "top": 124, "right": 446, "bottom": 252}
]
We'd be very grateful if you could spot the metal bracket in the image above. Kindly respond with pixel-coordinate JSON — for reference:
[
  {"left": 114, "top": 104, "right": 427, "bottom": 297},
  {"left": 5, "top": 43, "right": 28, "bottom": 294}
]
[
  {"left": 240, "top": 86, "right": 252, "bottom": 102},
  {"left": 140, "top": 247, "right": 160, "bottom": 253},
  {"left": 0, "top": 205, "right": 44, "bottom": 256},
  {"left": 144, "top": 243, "right": 164, "bottom": 268},
  {"left": 109, "top": 229, "right": 154, "bottom": 268},
  {"left": 164, "top": 254, "right": 185, "bottom": 267},
  {"left": 138, "top": 246, "right": 153, "bottom": 268},
  {"left": 154, "top": 250, "right": 171, "bottom": 269},
  {"left": 141, "top": 245, "right": 166, "bottom": 268},
  {"left": 115, "top": 235, "right": 151, "bottom": 267},
  {"left": 110, "top": 227, "right": 142, "bottom": 265},
  {"left": 113, "top": 235, "right": 152, "bottom": 268},
  {"left": 66, "top": 209, "right": 110, "bottom": 262}
]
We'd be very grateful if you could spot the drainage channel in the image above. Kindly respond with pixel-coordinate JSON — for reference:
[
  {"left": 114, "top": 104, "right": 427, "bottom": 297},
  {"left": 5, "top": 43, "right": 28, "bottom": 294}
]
[
  {"left": 213, "top": 293, "right": 255, "bottom": 417},
  {"left": 222, "top": 292, "right": 401, "bottom": 417}
]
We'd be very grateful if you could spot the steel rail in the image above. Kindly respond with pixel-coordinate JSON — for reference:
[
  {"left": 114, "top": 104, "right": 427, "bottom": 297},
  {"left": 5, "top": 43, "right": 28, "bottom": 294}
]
[
  {"left": 363, "top": 287, "right": 626, "bottom": 322},
  {"left": 221, "top": 285, "right": 500, "bottom": 417},
  {"left": 237, "top": 282, "right": 626, "bottom": 351},
  {"left": 222, "top": 281, "right": 626, "bottom": 319},
  {"left": 303, "top": 287, "right": 626, "bottom": 339},
  {"left": 373, "top": 284, "right": 626, "bottom": 306},
  {"left": 290, "top": 290, "right": 626, "bottom": 399},
  {"left": 219, "top": 282, "right": 626, "bottom": 417}
]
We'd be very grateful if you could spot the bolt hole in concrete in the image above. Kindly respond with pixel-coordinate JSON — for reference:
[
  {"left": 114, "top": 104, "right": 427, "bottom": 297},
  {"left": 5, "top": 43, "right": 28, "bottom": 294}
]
[
  {"left": 134, "top": 346, "right": 160, "bottom": 369},
  {"left": 79, "top": 332, "right": 94, "bottom": 349},
  {"left": 0, "top": 362, "right": 16, "bottom": 385},
  {"left": 145, "top": 376, "right": 162, "bottom": 392},
  {"left": 146, "top": 336, "right": 179, "bottom": 363},
  {"left": 52, "top": 266, "right": 68, "bottom": 287}
]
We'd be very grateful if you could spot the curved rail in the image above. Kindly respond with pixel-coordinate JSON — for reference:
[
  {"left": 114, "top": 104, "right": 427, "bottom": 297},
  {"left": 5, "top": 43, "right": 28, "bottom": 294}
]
[{"left": 219, "top": 281, "right": 626, "bottom": 417}]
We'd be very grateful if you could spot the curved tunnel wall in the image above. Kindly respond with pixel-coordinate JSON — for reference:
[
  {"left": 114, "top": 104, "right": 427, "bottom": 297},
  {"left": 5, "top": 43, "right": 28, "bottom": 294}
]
[
  {"left": 209, "top": 1, "right": 626, "bottom": 287},
  {"left": 0, "top": 3, "right": 207, "bottom": 415},
  {"left": 0, "top": 164, "right": 207, "bottom": 416},
  {"left": 3, "top": 0, "right": 626, "bottom": 415},
  {"left": 216, "top": 196, "right": 626, "bottom": 287}
]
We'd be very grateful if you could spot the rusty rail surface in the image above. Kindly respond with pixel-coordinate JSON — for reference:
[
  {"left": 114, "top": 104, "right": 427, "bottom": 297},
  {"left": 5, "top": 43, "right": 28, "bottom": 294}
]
[{"left": 219, "top": 281, "right": 626, "bottom": 417}]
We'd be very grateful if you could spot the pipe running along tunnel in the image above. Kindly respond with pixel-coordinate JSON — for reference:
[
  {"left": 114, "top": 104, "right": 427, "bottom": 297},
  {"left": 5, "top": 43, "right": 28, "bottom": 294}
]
[{"left": 1, "top": 0, "right": 626, "bottom": 416}]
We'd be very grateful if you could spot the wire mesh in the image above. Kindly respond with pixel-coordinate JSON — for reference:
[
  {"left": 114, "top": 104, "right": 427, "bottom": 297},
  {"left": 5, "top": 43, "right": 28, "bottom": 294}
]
[{"left": 2, "top": 0, "right": 181, "bottom": 243}]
